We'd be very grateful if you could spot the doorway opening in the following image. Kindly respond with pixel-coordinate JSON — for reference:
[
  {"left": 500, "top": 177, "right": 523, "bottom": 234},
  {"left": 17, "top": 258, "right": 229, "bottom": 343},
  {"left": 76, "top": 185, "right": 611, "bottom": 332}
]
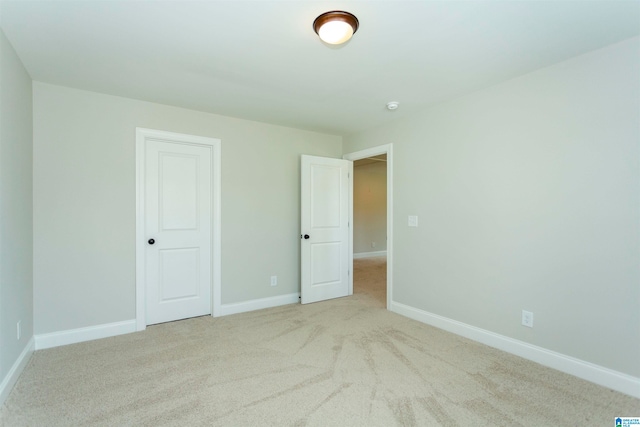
[
  {"left": 344, "top": 144, "right": 393, "bottom": 310},
  {"left": 353, "top": 154, "right": 387, "bottom": 307}
]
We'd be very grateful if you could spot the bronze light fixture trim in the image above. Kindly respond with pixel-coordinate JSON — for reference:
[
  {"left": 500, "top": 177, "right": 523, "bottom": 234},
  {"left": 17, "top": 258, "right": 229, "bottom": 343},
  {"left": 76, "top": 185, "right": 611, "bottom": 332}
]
[{"left": 313, "top": 11, "right": 359, "bottom": 45}]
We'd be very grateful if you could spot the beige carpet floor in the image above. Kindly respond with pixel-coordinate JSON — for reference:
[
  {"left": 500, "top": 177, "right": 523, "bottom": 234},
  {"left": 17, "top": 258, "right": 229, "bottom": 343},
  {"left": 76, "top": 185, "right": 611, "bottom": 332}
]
[{"left": 1, "top": 257, "right": 638, "bottom": 426}]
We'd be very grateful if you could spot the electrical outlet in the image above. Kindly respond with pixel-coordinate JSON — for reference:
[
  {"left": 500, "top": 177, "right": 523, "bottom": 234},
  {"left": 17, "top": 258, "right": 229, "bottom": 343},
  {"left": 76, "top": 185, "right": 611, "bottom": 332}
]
[
  {"left": 371, "top": 242, "right": 376, "bottom": 248},
  {"left": 17, "top": 320, "right": 21, "bottom": 340},
  {"left": 522, "top": 310, "right": 533, "bottom": 328},
  {"left": 270, "top": 276, "right": 278, "bottom": 287}
]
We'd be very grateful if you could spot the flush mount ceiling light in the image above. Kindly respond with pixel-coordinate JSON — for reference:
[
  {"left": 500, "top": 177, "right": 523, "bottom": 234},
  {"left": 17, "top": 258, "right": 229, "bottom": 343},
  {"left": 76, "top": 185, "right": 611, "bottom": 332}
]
[
  {"left": 386, "top": 101, "right": 399, "bottom": 110},
  {"left": 313, "top": 11, "right": 359, "bottom": 45}
]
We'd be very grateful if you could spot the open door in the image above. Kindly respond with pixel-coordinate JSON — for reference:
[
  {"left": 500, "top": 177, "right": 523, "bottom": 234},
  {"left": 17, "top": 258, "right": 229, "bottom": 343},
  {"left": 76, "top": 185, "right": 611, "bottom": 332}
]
[{"left": 301, "top": 155, "right": 352, "bottom": 304}]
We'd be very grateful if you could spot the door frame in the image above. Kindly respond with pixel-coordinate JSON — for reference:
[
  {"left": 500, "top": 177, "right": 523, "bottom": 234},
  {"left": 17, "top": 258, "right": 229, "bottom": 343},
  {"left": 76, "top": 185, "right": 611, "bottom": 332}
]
[
  {"left": 135, "top": 127, "right": 222, "bottom": 331},
  {"left": 343, "top": 144, "right": 393, "bottom": 310}
]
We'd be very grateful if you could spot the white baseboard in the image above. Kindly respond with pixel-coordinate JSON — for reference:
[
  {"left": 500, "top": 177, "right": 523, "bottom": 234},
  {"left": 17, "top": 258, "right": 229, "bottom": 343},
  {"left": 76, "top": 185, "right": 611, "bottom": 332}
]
[
  {"left": 220, "top": 292, "right": 300, "bottom": 316},
  {"left": 354, "top": 251, "right": 387, "bottom": 259},
  {"left": 33, "top": 294, "right": 300, "bottom": 348},
  {"left": 0, "top": 337, "right": 35, "bottom": 406},
  {"left": 391, "top": 301, "right": 640, "bottom": 399},
  {"left": 34, "top": 319, "right": 137, "bottom": 350}
]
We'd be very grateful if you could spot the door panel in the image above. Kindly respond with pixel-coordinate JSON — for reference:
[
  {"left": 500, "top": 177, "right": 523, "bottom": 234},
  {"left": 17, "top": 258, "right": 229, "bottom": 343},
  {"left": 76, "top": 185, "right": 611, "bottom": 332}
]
[
  {"left": 311, "top": 165, "right": 341, "bottom": 227},
  {"left": 159, "top": 248, "right": 199, "bottom": 300},
  {"left": 301, "top": 155, "right": 352, "bottom": 304},
  {"left": 160, "top": 154, "right": 198, "bottom": 230},
  {"left": 146, "top": 140, "right": 212, "bottom": 325},
  {"left": 311, "top": 243, "right": 342, "bottom": 284}
]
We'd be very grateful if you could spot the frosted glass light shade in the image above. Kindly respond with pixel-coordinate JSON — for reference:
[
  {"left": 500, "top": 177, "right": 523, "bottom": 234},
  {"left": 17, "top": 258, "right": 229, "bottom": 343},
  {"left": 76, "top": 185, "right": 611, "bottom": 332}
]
[
  {"left": 318, "top": 21, "right": 354, "bottom": 45},
  {"left": 313, "top": 11, "right": 359, "bottom": 45}
]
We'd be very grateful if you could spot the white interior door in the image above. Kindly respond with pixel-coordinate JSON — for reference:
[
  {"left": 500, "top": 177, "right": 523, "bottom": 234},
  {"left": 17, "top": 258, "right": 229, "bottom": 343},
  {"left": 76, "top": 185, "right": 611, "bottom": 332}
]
[
  {"left": 145, "top": 139, "right": 212, "bottom": 325},
  {"left": 301, "top": 155, "right": 352, "bottom": 304}
]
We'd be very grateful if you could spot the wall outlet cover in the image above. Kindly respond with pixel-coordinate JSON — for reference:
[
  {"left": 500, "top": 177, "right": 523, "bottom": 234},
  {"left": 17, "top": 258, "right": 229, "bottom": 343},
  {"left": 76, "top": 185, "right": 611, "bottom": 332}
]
[{"left": 522, "top": 310, "right": 533, "bottom": 328}]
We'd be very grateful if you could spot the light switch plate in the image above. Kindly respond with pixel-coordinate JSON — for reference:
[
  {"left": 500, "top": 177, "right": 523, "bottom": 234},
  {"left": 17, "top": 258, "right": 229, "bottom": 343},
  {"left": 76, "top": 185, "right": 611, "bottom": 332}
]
[{"left": 408, "top": 215, "right": 418, "bottom": 227}]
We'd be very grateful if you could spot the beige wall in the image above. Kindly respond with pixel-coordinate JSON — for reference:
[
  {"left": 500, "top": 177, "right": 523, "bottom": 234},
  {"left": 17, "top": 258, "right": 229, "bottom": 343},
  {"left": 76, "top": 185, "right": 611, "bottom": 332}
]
[
  {"left": 354, "top": 162, "right": 387, "bottom": 254},
  {"left": 0, "top": 30, "right": 33, "bottom": 381},
  {"left": 344, "top": 37, "right": 640, "bottom": 377},
  {"left": 33, "top": 82, "right": 342, "bottom": 335}
]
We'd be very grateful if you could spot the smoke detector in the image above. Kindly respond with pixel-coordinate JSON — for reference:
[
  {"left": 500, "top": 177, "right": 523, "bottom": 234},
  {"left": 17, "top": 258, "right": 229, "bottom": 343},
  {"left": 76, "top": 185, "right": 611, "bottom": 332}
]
[{"left": 386, "top": 101, "right": 399, "bottom": 110}]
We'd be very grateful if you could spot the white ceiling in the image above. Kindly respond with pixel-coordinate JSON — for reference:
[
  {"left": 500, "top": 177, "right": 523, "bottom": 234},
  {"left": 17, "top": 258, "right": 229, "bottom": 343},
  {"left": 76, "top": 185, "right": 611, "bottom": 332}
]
[{"left": 1, "top": 1, "right": 638, "bottom": 136}]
